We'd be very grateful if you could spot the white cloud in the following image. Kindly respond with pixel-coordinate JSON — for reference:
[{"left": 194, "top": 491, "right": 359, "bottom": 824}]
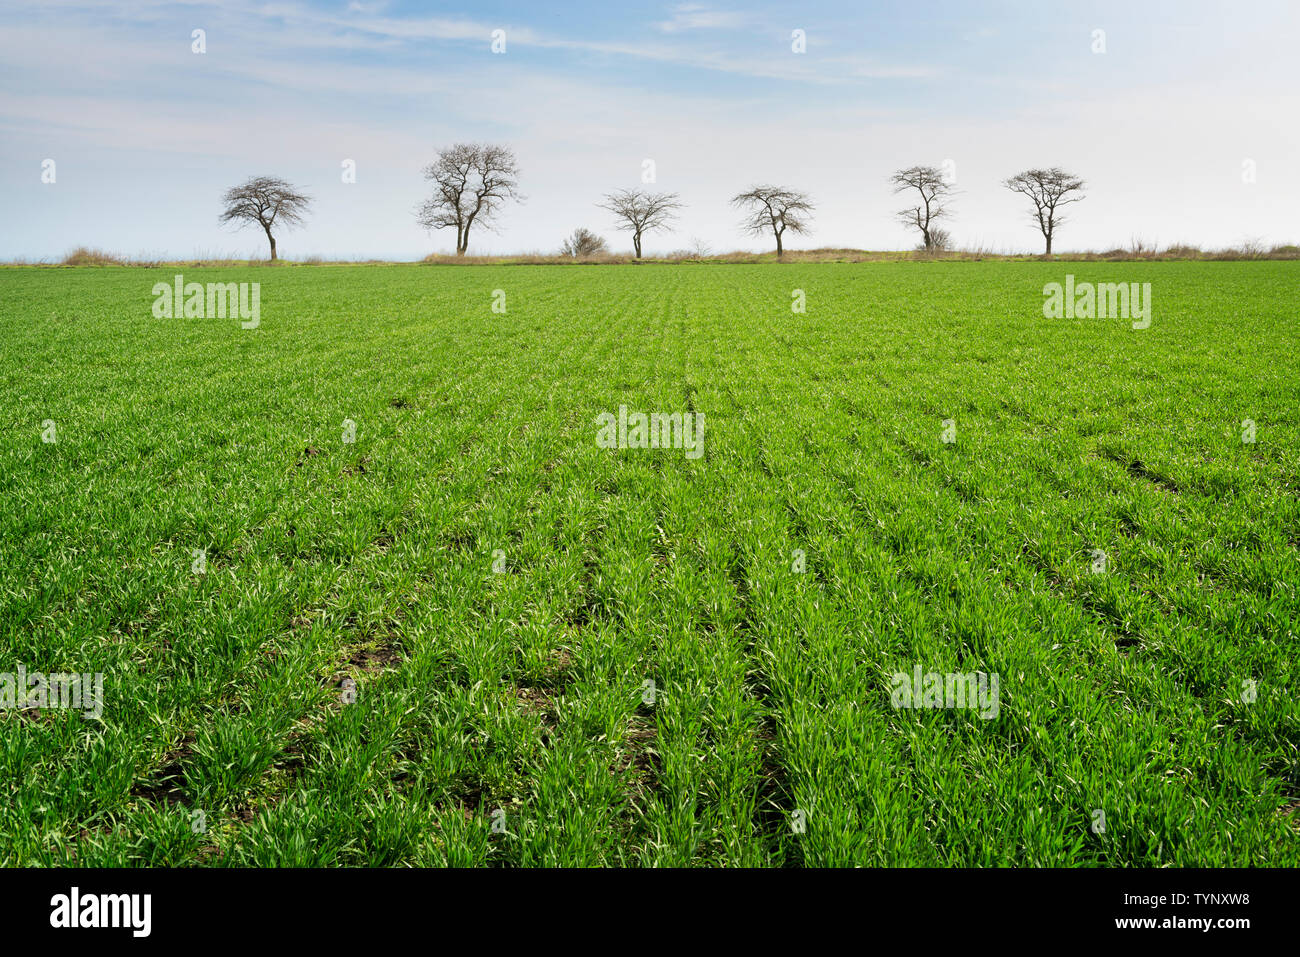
[{"left": 656, "top": 4, "right": 752, "bottom": 33}]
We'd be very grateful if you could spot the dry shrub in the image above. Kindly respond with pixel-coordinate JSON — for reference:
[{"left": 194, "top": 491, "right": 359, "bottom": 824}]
[{"left": 61, "top": 246, "right": 125, "bottom": 266}]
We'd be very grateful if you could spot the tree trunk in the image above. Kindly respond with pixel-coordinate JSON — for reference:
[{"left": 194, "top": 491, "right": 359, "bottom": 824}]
[
  {"left": 775, "top": 231, "right": 783, "bottom": 257},
  {"left": 634, "top": 233, "right": 642, "bottom": 259},
  {"left": 264, "top": 226, "right": 277, "bottom": 261},
  {"left": 1045, "top": 232, "right": 1052, "bottom": 255}
]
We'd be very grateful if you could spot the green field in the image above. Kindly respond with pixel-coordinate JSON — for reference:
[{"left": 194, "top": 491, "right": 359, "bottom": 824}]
[{"left": 1, "top": 261, "right": 1297, "bottom": 866}]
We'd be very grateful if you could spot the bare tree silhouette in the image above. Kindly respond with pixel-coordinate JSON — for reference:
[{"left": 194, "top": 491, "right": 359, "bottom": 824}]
[
  {"left": 1003, "top": 168, "right": 1086, "bottom": 255},
  {"left": 219, "top": 176, "right": 312, "bottom": 261},
  {"left": 598, "top": 189, "right": 682, "bottom": 259},
  {"left": 732, "top": 185, "right": 814, "bottom": 257},
  {"left": 417, "top": 144, "right": 522, "bottom": 255},
  {"left": 890, "top": 166, "right": 953, "bottom": 251}
]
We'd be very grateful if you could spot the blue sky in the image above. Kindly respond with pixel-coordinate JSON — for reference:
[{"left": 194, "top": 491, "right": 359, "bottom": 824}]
[{"left": 2, "top": 0, "right": 1297, "bottom": 258}]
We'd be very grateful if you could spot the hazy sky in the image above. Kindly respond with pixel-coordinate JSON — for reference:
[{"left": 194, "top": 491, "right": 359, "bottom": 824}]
[{"left": 2, "top": 0, "right": 1297, "bottom": 259}]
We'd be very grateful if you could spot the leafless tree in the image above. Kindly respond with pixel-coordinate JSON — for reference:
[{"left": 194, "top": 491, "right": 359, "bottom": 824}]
[
  {"left": 560, "top": 227, "right": 608, "bottom": 258},
  {"left": 598, "top": 189, "right": 682, "bottom": 258},
  {"left": 890, "top": 166, "right": 953, "bottom": 252},
  {"left": 686, "top": 236, "right": 712, "bottom": 259},
  {"left": 1003, "top": 167, "right": 1086, "bottom": 255},
  {"left": 218, "top": 176, "right": 312, "bottom": 261},
  {"left": 731, "top": 185, "right": 814, "bottom": 257},
  {"left": 417, "top": 143, "right": 522, "bottom": 255}
]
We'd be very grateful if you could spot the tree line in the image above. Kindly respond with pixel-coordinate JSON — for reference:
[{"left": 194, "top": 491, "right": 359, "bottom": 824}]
[{"left": 218, "top": 143, "right": 1086, "bottom": 260}]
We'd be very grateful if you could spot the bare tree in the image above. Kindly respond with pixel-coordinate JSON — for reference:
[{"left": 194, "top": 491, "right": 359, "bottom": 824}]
[
  {"left": 560, "top": 227, "right": 608, "bottom": 258},
  {"left": 731, "top": 185, "right": 814, "bottom": 257},
  {"left": 218, "top": 176, "right": 312, "bottom": 261},
  {"left": 890, "top": 166, "right": 953, "bottom": 252},
  {"left": 1003, "top": 167, "right": 1086, "bottom": 255},
  {"left": 598, "top": 189, "right": 682, "bottom": 258},
  {"left": 687, "top": 236, "right": 712, "bottom": 259},
  {"left": 417, "top": 144, "right": 522, "bottom": 255}
]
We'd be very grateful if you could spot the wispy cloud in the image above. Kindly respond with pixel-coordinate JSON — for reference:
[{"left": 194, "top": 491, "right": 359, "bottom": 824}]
[
  {"left": 3, "top": 0, "right": 937, "bottom": 85},
  {"left": 655, "top": 4, "right": 752, "bottom": 33},
  {"left": 315, "top": 8, "right": 936, "bottom": 84},
  {"left": 3, "top": 0, "right": 1296, "bottom": 259}
]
